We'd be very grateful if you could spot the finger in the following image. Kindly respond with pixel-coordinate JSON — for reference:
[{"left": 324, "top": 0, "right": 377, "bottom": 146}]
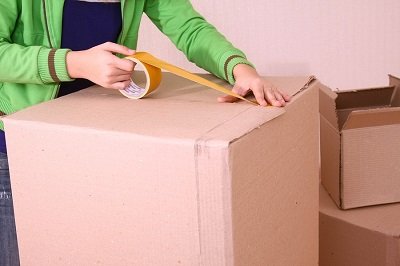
[
  {"left": 234, "top": 85, "right": 251, "bottom": 97},
  {"left": 113, "top": 58, "right": 136, "bottom": 72},
  {"left": 217, "top": 85, "right": 243, "bottom": 103},
  {"left": 277, "top": 88, "right": 293, "bottom": 105},
  {"left": 110, "top": 74, "right": 132, "bottom": 83},
  {"left": 217, "top": 94, "right": 238, "bottom": 103},
  {"left": 100, "top": 42, "right": 135, "bottom": 56},
  {"left": 265, "top": 87, "right": 282, "bottom": 107},
  {"left": 110, "top": 80, "right": 132, "bottom": 90},
  {"left": 251, "top": 85, "right": 267, "bottom": 106},
  {"left": 281, "top": 90, "right": 292, "bottom": 102},
  {"left": 272, "top": 88, "right": 286, "bottom": 106},
  {"left": 104, "top": 67, "right": 132, "bottom": 77}
]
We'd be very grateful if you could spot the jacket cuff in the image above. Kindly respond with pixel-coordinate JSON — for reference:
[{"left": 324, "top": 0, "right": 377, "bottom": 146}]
[
  {"left": 38, "top": 48, "right": 73, "bottom": 83},
  {"left": 219, "top": 51, "right": 255, "bottom": 85}
]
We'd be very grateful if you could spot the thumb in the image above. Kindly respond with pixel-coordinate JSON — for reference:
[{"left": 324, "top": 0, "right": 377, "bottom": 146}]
[
  {"left": 98, "top": 42, "right": 135, "bottom": 56},
  {"left": 217, "top": 94, "right": 238, "bottom": 103},
  {"left": 217, "top": 85, "right": 242, "bottom": 103}
]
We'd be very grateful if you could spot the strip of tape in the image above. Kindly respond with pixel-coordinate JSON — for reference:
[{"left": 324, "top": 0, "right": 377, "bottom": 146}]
[{"left": 119, "top": 52, "right": 257, "bottom": 105}]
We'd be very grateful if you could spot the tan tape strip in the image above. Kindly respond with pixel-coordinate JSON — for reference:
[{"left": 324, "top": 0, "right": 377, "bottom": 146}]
[{"left": 120, "top": 52, "right": 257, "bottom": 105}]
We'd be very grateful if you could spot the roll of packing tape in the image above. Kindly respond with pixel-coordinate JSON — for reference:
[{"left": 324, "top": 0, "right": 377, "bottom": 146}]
[
  {"left": 119, "top": 56, "right": 162, "bottom": 99},
  {"left": 120, "top": 52, "right": 257, "bottom": 105}
]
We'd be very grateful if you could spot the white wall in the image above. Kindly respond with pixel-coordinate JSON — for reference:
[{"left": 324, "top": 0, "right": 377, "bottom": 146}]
[{"left": 138, "top": 1, "right": 400, "bottom": 90}]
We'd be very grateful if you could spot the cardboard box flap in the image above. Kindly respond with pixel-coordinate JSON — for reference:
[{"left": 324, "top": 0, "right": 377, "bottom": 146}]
[
  {"left": 389, "top": 74, "right": 400, "bottom": 106},
  {"left": 336, "top": 86, "right": 395, "bottom": 110},
  {"left": 4, "top": 73, "right": 314, "bottom": 143},
  {"left": 319, "top": 84, "right": 339, "bottom": 130},
  {"left": 342, "top": 107, "right": 400, "bottom": 130},
  {"left": 336, "top": 106, "right": 380, "bottom": 130},
  {"left": 266, "top": 76, "right": 316, "bottom": 97}
]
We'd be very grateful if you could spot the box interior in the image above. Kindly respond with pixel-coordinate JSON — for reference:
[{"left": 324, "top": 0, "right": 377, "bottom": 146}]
[{"left": 335, "top": 86, "right": 397, "bottom": 130}]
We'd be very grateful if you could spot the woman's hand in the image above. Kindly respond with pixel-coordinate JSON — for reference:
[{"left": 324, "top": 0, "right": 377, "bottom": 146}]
[
  {"left": 66, "top": 42, "right": 136, "bottom": 90},
  {"left": 218, "top": 64, "right": 291, "bottom": 107}
]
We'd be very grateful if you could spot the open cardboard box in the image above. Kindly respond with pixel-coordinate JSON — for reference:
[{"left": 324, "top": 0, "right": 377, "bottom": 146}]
[
  {"left": 4, "top": 73, "right": 321, "bottom": 265},
  {"left": 320, "top": 75, "right": 400, "bottom": 209},
  {"left": 319, "top": 185, "right": 400, "bottom": 266}
]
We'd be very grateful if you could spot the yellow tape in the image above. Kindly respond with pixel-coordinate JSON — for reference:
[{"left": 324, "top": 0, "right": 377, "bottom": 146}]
[{"left": 119, "top": 52, "right": 257, "bottom": 105}]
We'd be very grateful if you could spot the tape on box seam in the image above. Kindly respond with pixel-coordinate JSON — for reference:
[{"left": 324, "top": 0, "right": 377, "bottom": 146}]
[{"left": 120, "top": 52, "right": 257, "bottom": 105}]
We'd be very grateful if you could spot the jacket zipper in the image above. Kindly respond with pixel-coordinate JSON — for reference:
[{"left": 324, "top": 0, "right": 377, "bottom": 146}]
[
  {"left": 42, "top": 0, "right": 61, "bottom": 98},
  {"left": 42, "top": 0, "right": 53, "bottom": 48},
  {"left": 118, "top": 0, "right": 126, "bottom": 44}
]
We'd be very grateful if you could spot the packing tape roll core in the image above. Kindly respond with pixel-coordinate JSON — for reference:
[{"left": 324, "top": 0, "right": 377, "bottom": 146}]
[{"left": 120, "top": 52, "right": 257, "bottom": 105}]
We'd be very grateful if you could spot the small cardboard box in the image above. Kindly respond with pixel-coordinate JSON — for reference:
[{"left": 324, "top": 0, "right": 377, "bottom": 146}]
[
  {"left": 320, "top": 75, "right": 400, "bottom": 210},
  {"left": 319, "top": 185, "right": 400, "bottom": 266},
  {"left": 4, "top": 73, "right": 320, "bottom": 266}
]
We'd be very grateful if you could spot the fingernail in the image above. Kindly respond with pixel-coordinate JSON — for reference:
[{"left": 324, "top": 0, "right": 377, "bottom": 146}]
[{"left": 128, "top": 49, "right": 135, "bottom": 54}]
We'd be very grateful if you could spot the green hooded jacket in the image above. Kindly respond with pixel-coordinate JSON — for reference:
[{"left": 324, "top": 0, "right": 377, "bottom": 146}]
[{"left": 0, "top": 0, "right": 253, "bottom": 128}]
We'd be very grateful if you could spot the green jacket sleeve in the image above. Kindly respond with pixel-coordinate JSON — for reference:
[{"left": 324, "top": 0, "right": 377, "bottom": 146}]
[
  {"left": 0, "top": 1, "right": 72, "bottom": 84},
  {"left": 144, "top": 0, "right": 254, "bottom": 84}
]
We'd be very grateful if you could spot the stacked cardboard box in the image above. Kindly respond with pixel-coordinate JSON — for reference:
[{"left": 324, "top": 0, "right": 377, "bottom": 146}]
[
  {"left": 319, "top": 75, "right": 400, "bottom": 265},
  {"left": 4, "top": 73, "right": 321, "bottom": 265},
  {"left": 320, "top": 185, "right": 400, "bottom": 266},
  {"left": 320, "top": 75, "right": 400, "bottom": 210}
]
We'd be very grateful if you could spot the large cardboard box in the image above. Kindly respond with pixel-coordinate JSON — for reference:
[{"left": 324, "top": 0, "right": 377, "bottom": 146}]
[
  {"left": 4, "top": 73, "right": 320, "bottom": 266},
  {"left": 320, "top": 75, "right": 400, "bottom": 209},
  {"left": 320, "top": 185, "right": 400, "bottom": 266}
]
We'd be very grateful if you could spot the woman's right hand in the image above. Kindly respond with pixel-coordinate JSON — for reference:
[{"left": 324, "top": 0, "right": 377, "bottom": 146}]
[{"left": 66, "top": 42, "right": 136, "bottom": 90}]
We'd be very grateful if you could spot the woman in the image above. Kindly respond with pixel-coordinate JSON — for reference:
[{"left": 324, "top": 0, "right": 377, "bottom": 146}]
[{"left": 0, "top": 1, "right": 290, "bottom": 264}]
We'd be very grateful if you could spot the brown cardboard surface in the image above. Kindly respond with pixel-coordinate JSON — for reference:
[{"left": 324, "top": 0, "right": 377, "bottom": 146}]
[
  {"left": 3, "top": 73, "right": 320, "bottom": 265},
  {"left": 342, "top": 107, "right": 400, "bottom": 130},
  {"left": 335, "top": 86, "right": 394, "bottom": 109},
  {"left": 320, "top": 74, "right": 400, "bottom": 209},
  {"left": 336, "top": 106, "right": 392, "bottom": 130},
  {"left": 320, "top": 185, "right": 400, "bottom": 266},
  {"left": 389, "top": 74, "right": 400, "bottom": 106},
  {"left": 319, "top": 84, "right": 338, "bottom": 129},
  {"left": 230, "top": 83, "right": 319, "bottom": 266},
  {"left": 320, "top": 116, "right": 341, "bottom": 207},
  {"left": 342, "top": 125, "right": 400, "bottom": 209}
]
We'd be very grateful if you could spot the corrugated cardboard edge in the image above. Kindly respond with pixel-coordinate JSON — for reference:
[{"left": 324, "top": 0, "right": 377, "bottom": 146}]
[
  {"left": 193, "top": 76, "right": 317, "bottom": 264},
  {"left": 319, "top": 83, "right": 342, "bottom": 208},
  {"left": 389, "top": 74, "right": 400, "bottom": 106},
  {"left": 292, "top": 75, "right": 316, "bottom": 97},
  {"left": 342, "top": 107, "right": 400, "bottom": 130},
  {"left": 319, "top": 83, "right": 339, "bottom": 129},
  {"left": 320, "top": 116, "right": 341, "bottom": 208}
]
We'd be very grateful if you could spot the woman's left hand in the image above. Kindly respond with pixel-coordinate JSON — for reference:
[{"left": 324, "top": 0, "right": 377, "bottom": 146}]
[{"left": 218, "top": 64, "right": 291, "bottom": 107}]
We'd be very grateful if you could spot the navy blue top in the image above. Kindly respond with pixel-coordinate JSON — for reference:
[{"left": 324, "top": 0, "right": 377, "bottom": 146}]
[
  {"left": 58, "top": 0, "right": 122, "bottom": 97},
  {"left": 0, "top": 131, "right": 6, "bottom": 154},
  {"left": 0, "top": 0, "right": 122, "bottom": 153}
]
